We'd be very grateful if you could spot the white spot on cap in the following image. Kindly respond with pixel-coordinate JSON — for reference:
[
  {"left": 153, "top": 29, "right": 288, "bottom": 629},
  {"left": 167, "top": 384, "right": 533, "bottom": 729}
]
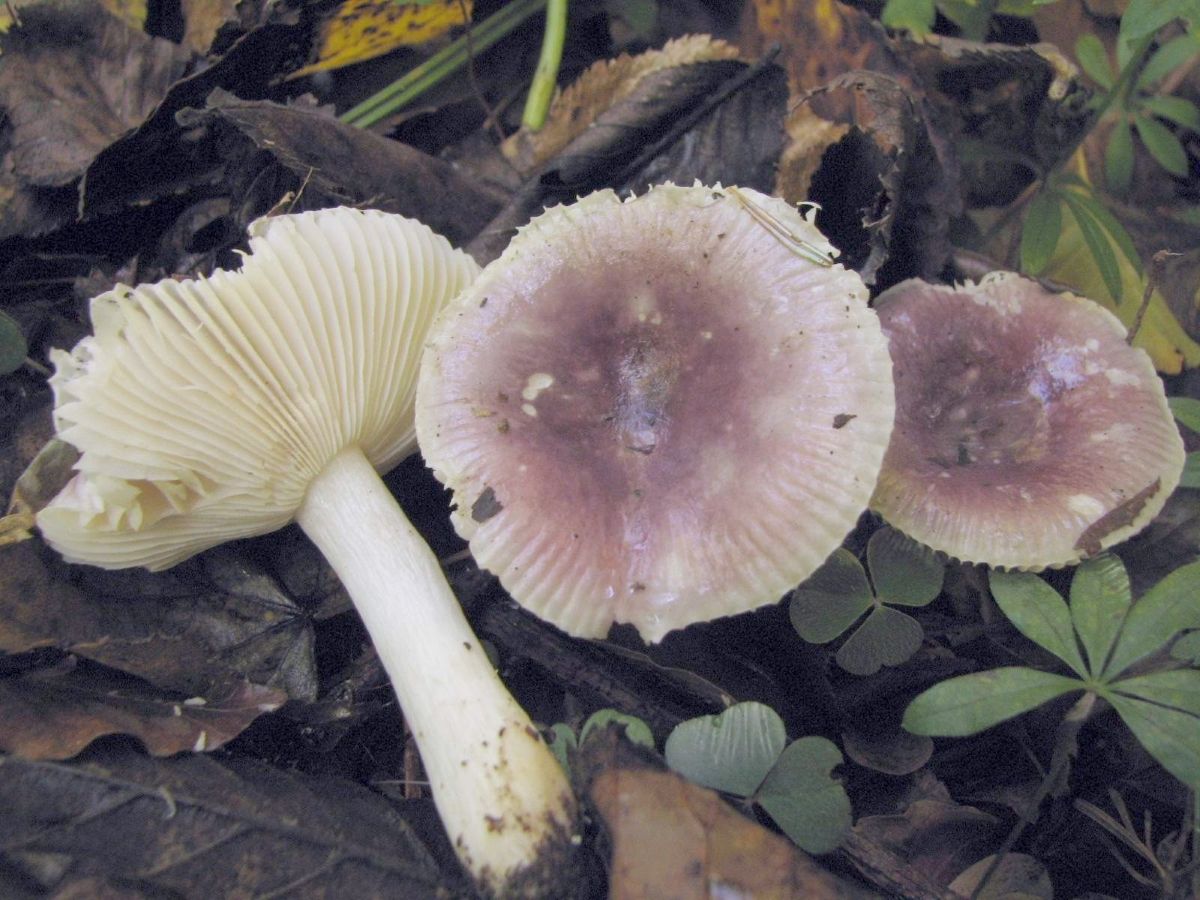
[
  {"left": 630, "top": 289, "right": 657, "bottom": 322},
  {"left": 1104, "top": 368, "right": 1140, "bottom": 386},
  {"left": 521, "top": 403, "right": 538, "bottom": 417},
  {"left": 1085, "top": 338, "right": 1099, "bottom": 351},
  {"left": 522, "top": 372, "right": 555, "bottom": 401},
  {"left": 1068, "top": 494, "right": 1105, "bottom": 518}
]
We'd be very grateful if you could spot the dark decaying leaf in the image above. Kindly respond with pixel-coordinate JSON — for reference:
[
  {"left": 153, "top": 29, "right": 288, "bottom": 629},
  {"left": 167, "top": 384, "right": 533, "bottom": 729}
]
[
  {"left": 798, "top": 71, "right": 960, "bottom": 285},
  {"left": 468, "top": 59, "right": 787, "bottom": 264},
  {"left": 0, "top": 748, "right": 454, "bottom": 898},
  {"left": 841, "top": 727, "right": 933, "bottom": 776},
  {"left": 501, "top": 35, "right": 743, "bottom": 175},
  {"left": 475, "top": 590, "right": 728, "bottom": 742},
  {"left": 849, "top": 783, "right": 1000, "bottom": 895},
  {"left": 176, "top": 90, "right": 507, "bottom": 247},
  {"left": 907, "top": 38, "right": 1090, "bottom": 203},
  {"left": 179, "top": 0, "right": 243, "bottom": 56},
  {"left": 0, "top": 541, "right": 317, "bottom": 702},
  {"left": 0, "top": 656, "right": 285, "bottom": 759},
  {"left": 742, "top": 0, "right": 911, "bottom": 94},
  {"left": 579, "top": 728, "right": 878, "bottom": 899},
  {"left": 0, "top": 5, "right": 194, "bottom": 189},
  {"left": 79, "top": 15, "right": 307, "bottom": 219},
  {"left": 1116, "top": 490, "right": 1200, "bottom": 595}
]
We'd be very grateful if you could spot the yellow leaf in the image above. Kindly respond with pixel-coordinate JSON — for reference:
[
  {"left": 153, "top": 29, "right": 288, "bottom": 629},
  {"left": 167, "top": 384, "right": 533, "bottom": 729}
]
[
  {"left": 293, "top": 0, "right": 472, "bottom": 78},
  {"left": 1041, "top": 201, "right": 1200, "bottom": 374},
  {"left": 101, "top": 0, "right": 147, "bottom": 30},
  {"left": 0, "top": 1, "right": 146, "bottom": 35}
]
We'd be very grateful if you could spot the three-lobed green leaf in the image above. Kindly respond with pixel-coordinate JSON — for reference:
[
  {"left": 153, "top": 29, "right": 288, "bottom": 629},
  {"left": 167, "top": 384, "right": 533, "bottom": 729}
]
[
  {"left": 664, "top": 703, "right": 853, "bottom": 854},
  {"left": 664, "top": 702, "right": 786, "bottom": 797},
  {"left": 755, "top": 737, "right": 851, "bottom": 854},
  {"left": 790, "top": 528, "right": 943, "bottom": 676},
  {"left": 788, "top": 549, "right": 873, "bottom": 644}
]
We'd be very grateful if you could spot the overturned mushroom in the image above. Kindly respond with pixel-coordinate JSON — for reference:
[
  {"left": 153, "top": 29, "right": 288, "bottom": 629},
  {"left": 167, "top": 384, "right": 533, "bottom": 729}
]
[
  {"left": 416, "top": 184, "right": 896, "bottom": 642},
  {"left": 37, "top": 208, "right": 576, "bottom": 896},
  {"left": 870, "top": 272, "right": 1185, "bottom": 569}
]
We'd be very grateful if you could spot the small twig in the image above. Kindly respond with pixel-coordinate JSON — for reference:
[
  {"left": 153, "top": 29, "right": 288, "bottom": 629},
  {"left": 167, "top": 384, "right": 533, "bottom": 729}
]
[
  {"left": 22, "top": 356, "right": 51, "bottom": 378},
  {"left": 458, "top": 0, "right": 506, "bottom": 144},
  {"left": 1128, "top": 249, "right": 1181, "bottom": 346},
  {"left": 727, "top": 186, "right": 834, "bottom": 267}
]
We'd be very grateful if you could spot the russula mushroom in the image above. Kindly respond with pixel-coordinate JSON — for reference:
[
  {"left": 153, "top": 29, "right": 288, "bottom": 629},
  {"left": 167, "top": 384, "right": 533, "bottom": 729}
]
[
  {"left": 870, "top": 272, "right": 1186, "bottom": 569},
  {"left": 36, "top": 208, "right": 577, "bottom": 895},
  {"left": 416, "top": 183, "right": 896, "bottom": 642}
]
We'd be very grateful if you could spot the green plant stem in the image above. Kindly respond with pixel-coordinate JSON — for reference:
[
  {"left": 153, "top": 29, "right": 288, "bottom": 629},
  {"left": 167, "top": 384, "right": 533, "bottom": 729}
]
[
  {"left": 521, "top": 0, "right": 567, "bottom": 131},
  {"left": 340, "top": 0, "right": 549, "bottom": 129}
]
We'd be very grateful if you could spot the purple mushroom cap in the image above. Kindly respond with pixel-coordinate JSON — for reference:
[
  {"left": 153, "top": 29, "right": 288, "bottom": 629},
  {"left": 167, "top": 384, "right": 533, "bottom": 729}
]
[
  {"left": 416, "top": 184, "right": 896, "bottom": 642},
  {"left": 871, "top": 273, "right": 1185, "bottom": 569}
]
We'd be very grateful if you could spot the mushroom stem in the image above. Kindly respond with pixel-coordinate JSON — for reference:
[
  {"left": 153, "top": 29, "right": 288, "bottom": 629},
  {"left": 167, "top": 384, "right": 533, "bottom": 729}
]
[{"left": 296, "top": 446, "right": 576, "bottom": 895}]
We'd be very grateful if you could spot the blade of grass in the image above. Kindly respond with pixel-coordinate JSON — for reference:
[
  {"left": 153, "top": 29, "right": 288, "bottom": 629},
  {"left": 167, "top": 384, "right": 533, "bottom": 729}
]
[{"left": 341, "top": 0, "right": 548, "bottom": 129}]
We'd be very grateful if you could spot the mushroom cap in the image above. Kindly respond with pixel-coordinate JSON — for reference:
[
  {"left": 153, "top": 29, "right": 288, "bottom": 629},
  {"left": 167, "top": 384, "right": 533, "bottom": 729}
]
[
  {"left": 416, "top": 184, "right": 896, "bottom": 642},
  {"left": 870, "top": 272, "right": 1185, "bottom": 569},
  {"left": 38, "top": 207, "right": 480, "bottom": 570}
]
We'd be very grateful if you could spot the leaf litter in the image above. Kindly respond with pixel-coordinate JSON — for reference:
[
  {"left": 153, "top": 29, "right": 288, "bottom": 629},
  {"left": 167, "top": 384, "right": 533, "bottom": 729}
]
[{"left": 1, "top": 0, "right": 1199, "bottom": 897}]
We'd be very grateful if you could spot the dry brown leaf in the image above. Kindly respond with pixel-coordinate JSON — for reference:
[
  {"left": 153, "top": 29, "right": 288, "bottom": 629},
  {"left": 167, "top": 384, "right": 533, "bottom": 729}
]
[
  {"left": 502, "top": 34, "right": 743, "bottom": 174},
  {"left": 740, "top": 0, "right": 906, "bottom": 94},
  {"left": 180, "top": 0, "right": 241, "bottom": 56},
  {"left": 0, "top": 656, "right": 285, "bottom": 759},
  {"left": 0, "top": 540, "right": 318, "bottom": 701},
  {"left": 779, "top": 72, "right": 958, "bottom": 283},
  {"left": 584, "top": 730, "right": 878, "bottom": 900},
  {"left": 853, "top": 797, "right": 999, "bottom": 889},
  {"left": 0, "top": 749, "right": 452, "bottom": 896},
  {"left": 0, "top": 4, "right": 194, "bottom": 188}
]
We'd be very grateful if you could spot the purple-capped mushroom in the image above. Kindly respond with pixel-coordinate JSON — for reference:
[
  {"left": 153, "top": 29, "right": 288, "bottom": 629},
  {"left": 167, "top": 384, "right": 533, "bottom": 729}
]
[
  {"left": 416, "top": 183, "right": 896, "bottom": 642},
  {"left": 870, "top": 272, "right": 1186, "bottom": 569}
]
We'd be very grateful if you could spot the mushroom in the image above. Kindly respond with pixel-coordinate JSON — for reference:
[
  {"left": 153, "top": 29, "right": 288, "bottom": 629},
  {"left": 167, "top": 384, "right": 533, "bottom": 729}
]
[
  {"left": 869, "top": 272, "right": 1186, "bottom": 569},
  {"left": 416, "top": 183, "right": 896, "bottom": 642},
  {"left": 36, "top": 208, "right": 577, "bottom": 895}
]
